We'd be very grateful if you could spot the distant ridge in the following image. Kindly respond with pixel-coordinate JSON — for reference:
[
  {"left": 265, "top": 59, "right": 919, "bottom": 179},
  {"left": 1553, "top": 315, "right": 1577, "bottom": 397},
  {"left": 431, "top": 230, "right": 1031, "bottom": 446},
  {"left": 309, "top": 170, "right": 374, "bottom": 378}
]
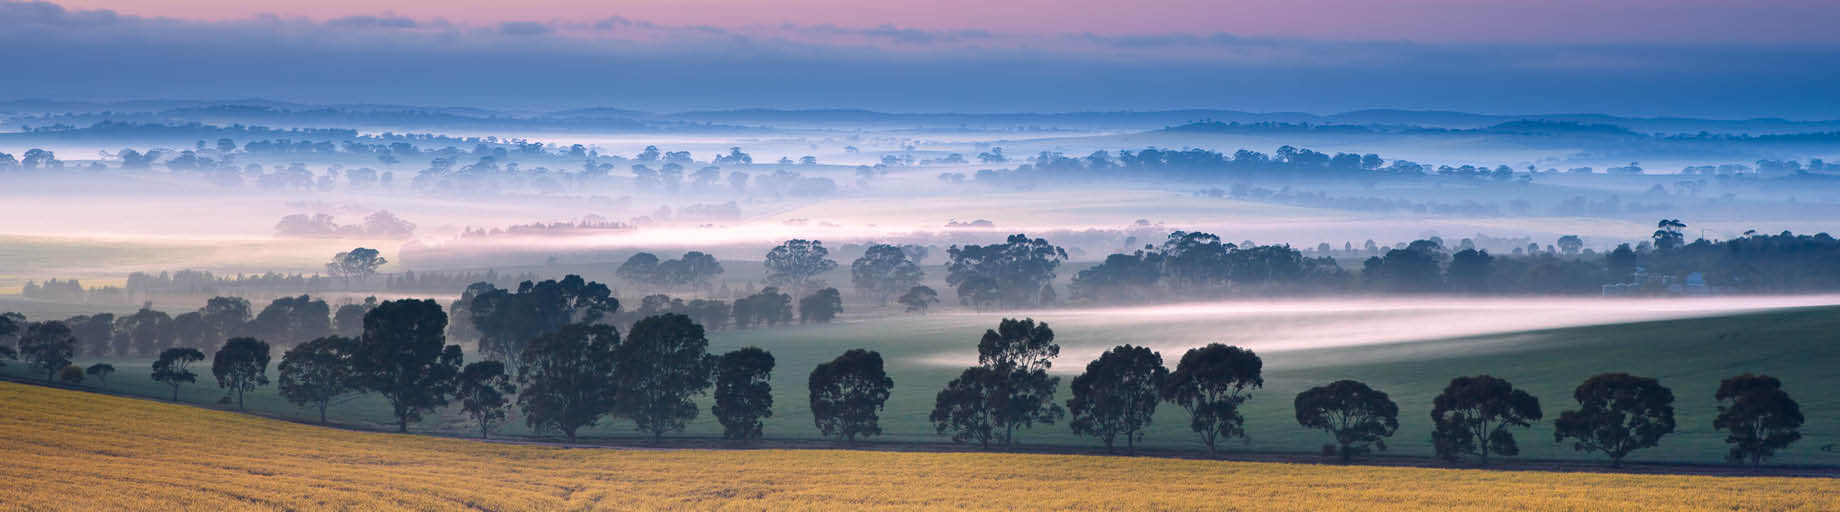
[{"left": 5, "top": 98, "right": 1840, "bottom": 134}]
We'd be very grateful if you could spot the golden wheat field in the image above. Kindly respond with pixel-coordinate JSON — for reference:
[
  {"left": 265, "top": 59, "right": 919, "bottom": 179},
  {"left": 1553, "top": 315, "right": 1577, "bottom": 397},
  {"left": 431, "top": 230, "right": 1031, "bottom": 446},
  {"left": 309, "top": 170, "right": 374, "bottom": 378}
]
[{"left": 1, "top": 382, "right": 1835, "bottom": 511}]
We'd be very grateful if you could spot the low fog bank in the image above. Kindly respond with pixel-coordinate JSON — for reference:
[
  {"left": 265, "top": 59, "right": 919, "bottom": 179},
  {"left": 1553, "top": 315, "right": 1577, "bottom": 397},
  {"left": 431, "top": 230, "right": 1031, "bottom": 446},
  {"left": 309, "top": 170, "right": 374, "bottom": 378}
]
[{"left": 911, "top": 295, "right": 1840, "bottom": 372}]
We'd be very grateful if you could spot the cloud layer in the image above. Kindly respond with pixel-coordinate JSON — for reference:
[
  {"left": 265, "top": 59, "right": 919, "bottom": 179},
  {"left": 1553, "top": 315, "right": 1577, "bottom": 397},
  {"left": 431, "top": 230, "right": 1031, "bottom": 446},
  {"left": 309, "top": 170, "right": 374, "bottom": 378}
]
[{"left": 2, "top": 0, "right": 1838, "bottom": 117}]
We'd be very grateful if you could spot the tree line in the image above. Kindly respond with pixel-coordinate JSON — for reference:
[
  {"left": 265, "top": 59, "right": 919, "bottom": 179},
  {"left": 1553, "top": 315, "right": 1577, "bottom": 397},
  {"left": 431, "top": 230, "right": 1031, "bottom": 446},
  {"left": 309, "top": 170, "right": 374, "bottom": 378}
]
[
  {"left": 1072, "top": 221, "right": 1840, "bottom": 302},
  {"left": 919, "top": 319, "right": 1805, "bottom": 470},
  {"left": 2, "top": 311, "right": 1809, "bottom": 470}
]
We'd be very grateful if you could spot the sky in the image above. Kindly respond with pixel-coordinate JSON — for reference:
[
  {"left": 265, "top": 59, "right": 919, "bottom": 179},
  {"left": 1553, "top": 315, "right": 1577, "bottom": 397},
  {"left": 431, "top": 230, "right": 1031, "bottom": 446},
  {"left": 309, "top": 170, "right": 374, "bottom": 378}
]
[{"left": 6, "top": 0, "right": 1840, "bottom": 117}]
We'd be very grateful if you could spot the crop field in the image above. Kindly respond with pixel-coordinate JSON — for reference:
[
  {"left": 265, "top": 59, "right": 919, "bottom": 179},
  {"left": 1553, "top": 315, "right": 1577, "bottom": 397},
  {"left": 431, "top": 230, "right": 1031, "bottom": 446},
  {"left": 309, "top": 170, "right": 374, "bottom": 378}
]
[
  {"left": 7, "top": 304, "right": 1837, "bottom": 466},
  {"left": 3, "top": 382, "right": 1837, "bottom": 511}
]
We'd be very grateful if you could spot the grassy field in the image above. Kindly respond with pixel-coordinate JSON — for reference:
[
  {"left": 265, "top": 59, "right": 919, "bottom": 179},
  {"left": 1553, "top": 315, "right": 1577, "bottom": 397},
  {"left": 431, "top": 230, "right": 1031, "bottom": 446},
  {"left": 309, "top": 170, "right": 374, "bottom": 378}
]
[
  {"left": 3, "top": 382, "right": 1836, "bottom": 511},
  {"left": 6, "top": 304, "right": 1836, "bottom": 466}
]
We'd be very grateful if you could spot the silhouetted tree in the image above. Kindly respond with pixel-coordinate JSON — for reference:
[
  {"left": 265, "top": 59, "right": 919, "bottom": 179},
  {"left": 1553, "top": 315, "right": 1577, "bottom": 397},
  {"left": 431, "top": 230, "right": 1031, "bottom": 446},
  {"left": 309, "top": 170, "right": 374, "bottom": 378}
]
[
  {"left": 733, "top": 287, "right": 793, "bottom": 328},
  {"left": 616, "top": 252, "right": 663, "bottom": 287},
  {"left": 1162, "top": 343, "right": 1263, "bottom": 456},
  {"left": 212, "top": 337, "right": 272, "bottom": 411},
  {"left": 684, "top": 299, "right": 732, "bottom": 331},
  {"left": 1552, "top": 373, "right": 1676, "bottom": 467},
  {"left": 764, "top": 239, "right": 838, "bottom": 292},
  {"left": 1713, "top": 374, "right": 1803, "bottom": 471},
  {"left": 152, "top": 347, "right": 206, "bottom": 401},
  {"left": 198, "top": 296, "right": 253, "bottom": 349},
  {"left": 1430, "top": 375, "right": 1542, "bottom": 465},
  {"left": 1362, "top": 241, "right": 1444, "bottom": 293},
  {"left": 116, "top": 307, "right": 175, "bottom": 356},
  {"left": 327, "top": 247, "right": 388, "bottom": 287},
  {"left": 949, "top": 318, "right": 1063, "bottom": 447},
  {"left": 457, "top": 360, "right": 517, "bottom": 439},
  {"left": 249, "top": 295, "right": 332, "bottom": 348},
  {"left": 1445, "top": 249, "right": 1494, "bottom": 294},
  {"left": 518, "top": 324, "right": 621, "bottom": 443},
  {"left": 1652, "top": 219, "right": 1687, "bottom": 251},
  {"left": 809, "top": 349, "right": 893, "bottom": 445},
  {"left": 1605, "top": 243, "right": 1638, "bottom": 280},
  {"left": 278, "top": 335, "right": 359, "bottom": 424},
  {"left": 1069, "top": 251, "right": 1165, "bottom": 303},
  {"left": 0, "top": 311, "right": 20, "bottom": 344},
  {"left": 335, "top": 297, "right": 378, "bottom": 338},
  {"left": 673, "top": 251, "right": 726, "bottom": 293},
  {"left": 18, "top": 321, "right": 76, "bottom": 382},
  {"left": 351, "top": 299, "right": 463, "bottom": 433},
  {"left": 471, "top": 275, "right": 619, "bottom": 368},
  {"left": 851, "top": 244, "right": 924, "bottom": 305},
  {"left": 1294, "top": 380, "right": 1400, "bottom": 462},
  {"left": 1068, "top": 345, "right": 1168, "bottom": 455},
  {"left": 85, "top": 363, "right": 115, "bottom": 389},
  {"left": 63, "top": 313, "right": 115, "bottom": 358},
  {"left": 930, "top": 366, "right": 1007, "bottom": 449},
  {"left": 799, "top": 288, "right": 843, "bottom": 324},
  {"left": 946, "top": 234, "right": 1067, "bottom": 308},
  {"left": 713, "top": 347, "right": 776, "bottom": 441},
  {"left": 898, "top": 285, "right": 939, "bottom": 314},
  {"left": 172, "top": 311, "right": 206, "bottom": 349},
  {"left": 617, "top": 314, "right": 715, "bottom": 440},
  {"left": 1556, "top": 235, "right": 1584, "bottom": 254}
]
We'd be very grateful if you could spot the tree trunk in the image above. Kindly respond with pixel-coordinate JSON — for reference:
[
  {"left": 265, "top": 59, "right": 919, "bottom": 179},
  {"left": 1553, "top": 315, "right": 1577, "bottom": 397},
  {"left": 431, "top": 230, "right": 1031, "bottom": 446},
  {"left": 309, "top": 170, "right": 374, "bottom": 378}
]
[
  {"left": 1126, "top": 434, "right": 1136, "bottom": 456},
  {"left": 1340, "top": 442, "right": 1353, "bottom": 463},
  {"left": 319, "top": 402, "right": 328, "bottom": 424},
  {"left": 398, "top": 416, "right": 409, "bottom": 433}
]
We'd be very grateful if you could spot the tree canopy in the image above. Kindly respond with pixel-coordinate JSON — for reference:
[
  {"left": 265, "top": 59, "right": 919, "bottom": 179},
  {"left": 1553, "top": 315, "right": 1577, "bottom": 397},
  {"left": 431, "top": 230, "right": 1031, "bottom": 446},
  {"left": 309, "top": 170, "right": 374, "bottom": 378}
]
[
  {"left": 18, "top": 321, "right": 77, "bottom": 382},
  {"left": 517, "top": 323, "right": 621, "bottom": 443},
  {"left": 764, "top": 239, "right": 838, "bottom": 292},
  {"left": 152, "top": 347, "right": 206, "bottom": 401},
  {"left": 1162, "top": 343, "right": 1263, "bottom": 456},
  {"left": 617, "top": 314, "right": 715, "bottom": 439},
  {"left": 249, "top": 295, "right": 332, "bottom": 348},
  {"left": 1294, "top": 380, "right": 1400, "bottom": 462},
  {"left": 470, "top": 275, "right": 619, "bottom": 367},
  {"left": 457, "top": 360, "right": 517, "bottom": 439},
  {"left": 212, "top": 337, "right": 272, "bottom": 411},
  {"left": 1553, "top": 373, "right": 1676, "bottom": 467},
  {"left": 351, "top": 299, "right": 463, "bottom": 433},
  {"left": 897, "top": 285, "right": 939, "bottom": 314},
  {"left": 1068, "top": 345, "right": 1168, "bottom": 455},
  {"left": 1430, "top": 375, "right": 1543, "bottom": 465},
  {"left": 712, "top": 347, "right": 776, "bottom": 441},
  {"left": 1713, "top": 373, "right": 1803, "bottom": 471},
  {"left": 946, "top": 234, "right": 1066, "bottom": 309},
  {"left": 327, "top": 247, "right": 388, "bottom": 285},
  {"left": 851, "top": 244, "right": 924, "bottom": 305},
  {"left": 809, "top": 349, "right": 893, "bottom": 444},
  {"left": 799, "top": 288, "right": 843, "bottom": 324},
  {"left": 932, "top": 318, "right": 1064, "bottom": 448},
  {"left": 278, "top": 335, "right": 359, "bottom": 424}
]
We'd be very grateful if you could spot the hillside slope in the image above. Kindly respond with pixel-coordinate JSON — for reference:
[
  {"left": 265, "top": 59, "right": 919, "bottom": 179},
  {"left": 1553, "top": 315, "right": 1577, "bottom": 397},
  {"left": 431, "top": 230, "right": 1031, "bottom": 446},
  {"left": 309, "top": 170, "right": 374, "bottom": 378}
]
[{"left": 1, "top": 382, "right": 1835, "bottom": 511}]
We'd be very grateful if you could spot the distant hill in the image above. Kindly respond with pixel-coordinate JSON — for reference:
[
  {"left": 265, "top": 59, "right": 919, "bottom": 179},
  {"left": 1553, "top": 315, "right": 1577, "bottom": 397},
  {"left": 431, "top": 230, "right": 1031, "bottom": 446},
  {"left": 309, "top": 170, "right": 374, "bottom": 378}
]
[{"left": 7, "top": 98, "right": 1840, "bottom": 134}]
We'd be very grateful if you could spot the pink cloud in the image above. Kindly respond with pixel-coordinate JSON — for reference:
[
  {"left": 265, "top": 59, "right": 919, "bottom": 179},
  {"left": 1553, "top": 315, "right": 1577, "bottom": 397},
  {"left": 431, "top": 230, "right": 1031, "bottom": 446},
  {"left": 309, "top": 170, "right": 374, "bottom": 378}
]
[{"left": 46, "top": 0, "right": 1840, "bottom": 45}]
